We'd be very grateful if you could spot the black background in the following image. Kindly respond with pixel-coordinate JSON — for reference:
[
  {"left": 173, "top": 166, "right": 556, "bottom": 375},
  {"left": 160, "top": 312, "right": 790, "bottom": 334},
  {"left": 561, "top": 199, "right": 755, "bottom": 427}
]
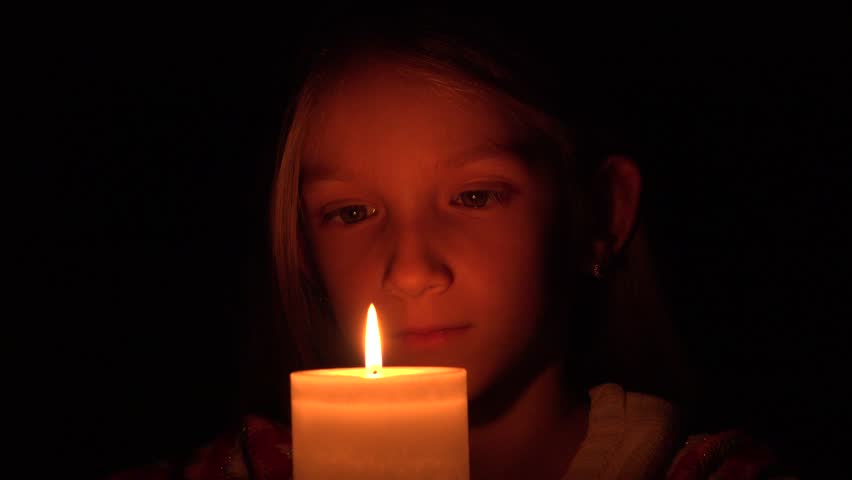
[{"left": 38, "top": 9, "right": 849, "bottom": 478}]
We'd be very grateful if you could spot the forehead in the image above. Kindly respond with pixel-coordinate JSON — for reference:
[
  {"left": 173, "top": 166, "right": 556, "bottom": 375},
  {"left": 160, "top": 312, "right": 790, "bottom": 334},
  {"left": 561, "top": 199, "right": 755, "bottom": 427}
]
[{"left": 303, "top": 58, "right": 522, "bottom": 171}]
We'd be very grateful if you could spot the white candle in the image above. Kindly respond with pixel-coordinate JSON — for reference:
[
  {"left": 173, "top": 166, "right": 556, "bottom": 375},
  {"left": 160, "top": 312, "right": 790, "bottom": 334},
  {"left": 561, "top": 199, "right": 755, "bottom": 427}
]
[{"left": 290, "top": 304, "right": 469, "bottom": 479}]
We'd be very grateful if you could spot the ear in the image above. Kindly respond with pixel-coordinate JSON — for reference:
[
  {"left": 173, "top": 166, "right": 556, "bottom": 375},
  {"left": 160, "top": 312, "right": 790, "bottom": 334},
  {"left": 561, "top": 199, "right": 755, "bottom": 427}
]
[{"left": 590, "top": 155, "right": 642, "bottom": 264}]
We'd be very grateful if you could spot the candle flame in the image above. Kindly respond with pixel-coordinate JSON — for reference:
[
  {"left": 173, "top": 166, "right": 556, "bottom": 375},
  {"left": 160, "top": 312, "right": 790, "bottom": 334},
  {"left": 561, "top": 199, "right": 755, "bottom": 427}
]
[{"left": 365, "top": 303, "right": 382, "bottom": 377}]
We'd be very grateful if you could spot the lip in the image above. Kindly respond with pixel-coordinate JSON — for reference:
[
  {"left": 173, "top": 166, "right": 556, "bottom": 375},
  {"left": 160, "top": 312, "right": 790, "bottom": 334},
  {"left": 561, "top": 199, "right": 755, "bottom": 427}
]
[{"left": 392, "top": 325, "right": 472, "bottom": 347}]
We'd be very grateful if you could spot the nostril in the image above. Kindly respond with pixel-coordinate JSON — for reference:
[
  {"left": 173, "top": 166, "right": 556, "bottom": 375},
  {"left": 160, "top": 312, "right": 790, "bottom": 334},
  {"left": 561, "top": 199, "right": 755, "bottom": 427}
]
[{"left": 382, "top": 257, "right": 453, "bottom": 299}]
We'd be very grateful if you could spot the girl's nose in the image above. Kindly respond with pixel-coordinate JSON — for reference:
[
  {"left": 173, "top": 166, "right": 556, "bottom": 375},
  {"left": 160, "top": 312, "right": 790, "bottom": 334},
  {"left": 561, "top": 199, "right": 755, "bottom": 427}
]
[{"left": 382, "top": 224, "right": 453, "bottom": 299}]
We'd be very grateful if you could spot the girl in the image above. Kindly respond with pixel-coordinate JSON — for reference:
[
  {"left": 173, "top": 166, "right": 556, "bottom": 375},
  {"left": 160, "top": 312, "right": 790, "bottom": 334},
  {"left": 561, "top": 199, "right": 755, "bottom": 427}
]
[{"left": 112, "top": 12, "right": 789, "bottom": 480}]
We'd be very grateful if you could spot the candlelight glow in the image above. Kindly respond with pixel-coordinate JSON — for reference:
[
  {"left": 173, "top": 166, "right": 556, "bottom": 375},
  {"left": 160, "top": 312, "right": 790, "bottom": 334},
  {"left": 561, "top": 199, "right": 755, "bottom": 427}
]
[{"left": 365, "top": 303, "right": 383, "bottom": 377}]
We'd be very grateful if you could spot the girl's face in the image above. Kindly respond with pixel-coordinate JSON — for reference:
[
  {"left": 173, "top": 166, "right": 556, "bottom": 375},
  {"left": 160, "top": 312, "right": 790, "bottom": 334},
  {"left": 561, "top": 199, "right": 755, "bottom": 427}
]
[{"left": 300, "top": 59, "right": 562, "bottom": 397}]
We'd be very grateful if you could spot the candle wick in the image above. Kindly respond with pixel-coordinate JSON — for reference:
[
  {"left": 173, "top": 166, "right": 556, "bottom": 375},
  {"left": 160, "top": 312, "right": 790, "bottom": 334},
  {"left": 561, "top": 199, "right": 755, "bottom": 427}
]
[{"left": 372, "top": 369, "right": 377, "bottom": 375}]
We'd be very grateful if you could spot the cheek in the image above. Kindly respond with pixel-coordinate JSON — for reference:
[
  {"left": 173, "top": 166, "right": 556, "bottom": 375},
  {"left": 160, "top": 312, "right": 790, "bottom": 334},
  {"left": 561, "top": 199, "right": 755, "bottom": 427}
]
[
  {"left": 463, "top": 191, "right": 558, "bottom": 308},
  {"left": 443, "top": 199, "right": 555, "bottom": 341},
  {"left": 455, "top": 196, "right": 554, "bottom": 286},
  {"left": 457, "top": 219, "right": 551, "bottom": 327},
  {"left": 308, "top": 228, "right": 387, "bottom": 344}
]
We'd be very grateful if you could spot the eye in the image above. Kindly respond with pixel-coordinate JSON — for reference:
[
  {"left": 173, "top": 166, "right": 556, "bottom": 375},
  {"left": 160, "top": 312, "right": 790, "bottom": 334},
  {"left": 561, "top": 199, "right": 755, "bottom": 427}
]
[
  {"left": 323, "top": 205, "right": 377, "bottom": 225},
  {"left": 451, "top": 190, "right": 510, "bottom": 209}
]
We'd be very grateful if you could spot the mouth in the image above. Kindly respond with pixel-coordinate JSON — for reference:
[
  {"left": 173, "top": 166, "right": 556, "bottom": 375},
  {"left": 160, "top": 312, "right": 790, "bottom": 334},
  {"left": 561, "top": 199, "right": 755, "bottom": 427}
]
[{"left": 392, "top": 325, "right": 472, "bottom": 348}]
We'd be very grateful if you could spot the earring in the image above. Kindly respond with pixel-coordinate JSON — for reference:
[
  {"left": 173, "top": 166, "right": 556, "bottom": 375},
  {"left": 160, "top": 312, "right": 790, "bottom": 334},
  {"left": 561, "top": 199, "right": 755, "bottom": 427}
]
[{"left": 592, "top": 263, "right": 603, "bottom": 279}]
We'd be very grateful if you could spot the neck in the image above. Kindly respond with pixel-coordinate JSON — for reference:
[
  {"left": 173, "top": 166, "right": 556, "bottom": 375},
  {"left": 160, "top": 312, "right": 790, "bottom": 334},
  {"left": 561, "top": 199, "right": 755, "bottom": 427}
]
[{"left": 468, "top": 362, "right": 589, "bottom": 480}]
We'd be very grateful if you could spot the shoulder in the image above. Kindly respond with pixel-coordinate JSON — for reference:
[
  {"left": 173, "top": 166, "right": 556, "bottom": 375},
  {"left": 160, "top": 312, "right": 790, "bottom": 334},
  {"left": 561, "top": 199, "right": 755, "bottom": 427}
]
[
  {"left": 108, "top": 415, "right": 293, "bottom": 480},
  {"left": 567, "top": 383, "right": 680, "bottom": 479},
  {"left": 571, "top": 384, "right": 796, "bottom": 479}
]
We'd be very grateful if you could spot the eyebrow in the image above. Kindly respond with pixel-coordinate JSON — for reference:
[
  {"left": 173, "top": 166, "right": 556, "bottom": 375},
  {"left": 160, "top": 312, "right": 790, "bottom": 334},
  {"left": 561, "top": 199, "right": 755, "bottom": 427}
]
[{"left": 300, "top": 142, "right": 532, "bottom": 185}]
